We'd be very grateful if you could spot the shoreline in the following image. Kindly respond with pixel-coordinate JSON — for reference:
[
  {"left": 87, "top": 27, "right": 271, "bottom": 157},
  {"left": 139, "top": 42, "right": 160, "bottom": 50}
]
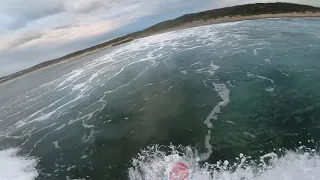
[
  {"left": 140, "top": 12, "right": 320, "bottom": 37},
  {"left": 1, "top": 12, "right": 320, "bottom": 85}
]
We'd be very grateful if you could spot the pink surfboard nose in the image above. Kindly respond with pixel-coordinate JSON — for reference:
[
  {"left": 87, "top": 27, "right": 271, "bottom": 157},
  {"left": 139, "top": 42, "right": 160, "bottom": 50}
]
[{"left": 169, "top": 162, "right": 190, "bottom": 180}]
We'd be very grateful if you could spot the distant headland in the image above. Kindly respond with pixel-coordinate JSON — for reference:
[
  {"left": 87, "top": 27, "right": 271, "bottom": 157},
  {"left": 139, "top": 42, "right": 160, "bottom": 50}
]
[{"left": 1, "top": 2, "right": 320, "bottom": 84}]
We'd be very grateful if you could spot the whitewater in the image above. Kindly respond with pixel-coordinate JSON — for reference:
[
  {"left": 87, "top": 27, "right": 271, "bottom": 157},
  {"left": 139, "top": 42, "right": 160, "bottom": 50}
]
[
  {"left": 2, "top": 146, "right": 320, "bottom": 180},
  {"left": 129, "top": 145, "right": 320, "bottom": 180}
]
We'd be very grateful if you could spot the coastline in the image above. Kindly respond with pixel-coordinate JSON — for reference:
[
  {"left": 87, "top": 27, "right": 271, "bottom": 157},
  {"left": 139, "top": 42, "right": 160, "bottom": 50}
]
[
  {"left": 141, "top": 12, "right": 320, "bottom": 37},
  {"left": 1, "top": 12, "right": 320, "bottom": 85}
]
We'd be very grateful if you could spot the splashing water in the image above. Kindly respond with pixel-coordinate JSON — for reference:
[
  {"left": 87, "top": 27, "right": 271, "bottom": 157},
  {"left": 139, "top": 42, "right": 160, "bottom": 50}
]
[
  {"left": 0, "top": 148, "right": 38, "bottom": 180},
  {"left": 128, "top": 145, "right": 320, "bottom": 180},
  {"left": 129, "top": 145, "right": 212, "bottom": 180}
]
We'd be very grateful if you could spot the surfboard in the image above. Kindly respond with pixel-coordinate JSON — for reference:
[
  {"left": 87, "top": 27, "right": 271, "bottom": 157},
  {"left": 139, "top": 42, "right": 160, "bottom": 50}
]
[{"left": 164, "top": 162, "right": 191, "bottom": 180}]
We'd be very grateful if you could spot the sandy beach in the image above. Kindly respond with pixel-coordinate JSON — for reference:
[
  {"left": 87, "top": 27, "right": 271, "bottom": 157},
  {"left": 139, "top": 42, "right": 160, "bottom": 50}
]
[{"left": 144, "top": 12, "right": 320, "bottom": 37}]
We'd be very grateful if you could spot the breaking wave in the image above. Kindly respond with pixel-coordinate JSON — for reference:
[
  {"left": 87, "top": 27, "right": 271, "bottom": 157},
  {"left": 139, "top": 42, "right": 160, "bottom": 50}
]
[
  {"left": 0, "top": 148, "right": 38, "bottom": 180},
  {"left": 129, "top": 145, "right": 320, "bottom": 180}
]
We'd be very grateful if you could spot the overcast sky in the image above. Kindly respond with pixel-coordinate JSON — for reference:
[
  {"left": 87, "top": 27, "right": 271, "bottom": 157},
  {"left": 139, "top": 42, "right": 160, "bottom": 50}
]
[{"left": 1, "top": 0, "right": 319, "bottom": 76}]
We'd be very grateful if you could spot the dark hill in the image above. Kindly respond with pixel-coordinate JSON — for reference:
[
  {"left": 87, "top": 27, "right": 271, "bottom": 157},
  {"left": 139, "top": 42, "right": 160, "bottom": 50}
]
[{"left": 139, "top": 2, "right": 320, "bottom": 34}]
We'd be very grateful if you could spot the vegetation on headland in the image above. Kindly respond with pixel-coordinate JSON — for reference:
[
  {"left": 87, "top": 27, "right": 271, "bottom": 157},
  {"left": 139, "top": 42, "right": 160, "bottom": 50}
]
[{"left": 1, "top": 2, "right": 320, "bottom": 84}]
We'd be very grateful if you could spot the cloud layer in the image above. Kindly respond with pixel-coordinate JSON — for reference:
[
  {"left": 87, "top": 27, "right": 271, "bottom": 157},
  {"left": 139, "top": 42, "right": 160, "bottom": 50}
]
[{"left": 0, "top": 0, "right": 319, "bottom": 76}]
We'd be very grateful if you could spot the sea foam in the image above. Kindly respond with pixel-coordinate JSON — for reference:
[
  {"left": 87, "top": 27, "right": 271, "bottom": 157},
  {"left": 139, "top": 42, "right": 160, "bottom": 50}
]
[
  {"left": 129, "top": 145, "right": 320, "bottom": 180},
  {"left": 0, "top": 148, "right": 38, "bottom": 180}
]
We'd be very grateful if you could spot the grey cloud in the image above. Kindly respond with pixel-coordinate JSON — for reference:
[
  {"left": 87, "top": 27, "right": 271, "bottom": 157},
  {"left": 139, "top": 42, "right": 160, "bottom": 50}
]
[
  {"left": 70, "top": 1, "right": 106, "bottom": 14},
  {"left": 6, "top": 32, "right": 44, "bottom": 49},
  {"left": 0, "top": 1, "right": 66, "bottom": 30},
  {"left": 21, "top": 4, "right": 65, "bottom": 21},
  {"left": 53, "top": 24, "right": 70, "bottom": 30}
]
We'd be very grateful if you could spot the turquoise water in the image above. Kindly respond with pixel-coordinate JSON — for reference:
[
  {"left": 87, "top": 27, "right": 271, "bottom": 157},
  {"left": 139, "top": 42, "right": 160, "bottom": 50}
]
[{"left": 0, "top": 18, "right": 320, "bottom": 180}]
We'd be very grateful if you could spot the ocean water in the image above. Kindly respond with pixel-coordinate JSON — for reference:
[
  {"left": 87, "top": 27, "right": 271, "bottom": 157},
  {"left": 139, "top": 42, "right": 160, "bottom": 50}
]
[{"left": 0, "top": 18, "right": 320, "bottom": 180}]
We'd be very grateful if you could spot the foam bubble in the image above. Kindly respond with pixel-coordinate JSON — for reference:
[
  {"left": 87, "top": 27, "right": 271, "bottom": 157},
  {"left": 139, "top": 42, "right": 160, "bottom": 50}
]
[
  {"left": 265, "top": 87, "right": 275, "bottom": 92},
  {"left": 0, "top": 148, "right": 38, "bottom": 180}
]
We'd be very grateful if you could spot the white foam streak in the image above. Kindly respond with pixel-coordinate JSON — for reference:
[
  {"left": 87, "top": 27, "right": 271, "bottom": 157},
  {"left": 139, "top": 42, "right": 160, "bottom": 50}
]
[
  {"left": 247, "top": 72, "right": 274, "bottom": 84},
  {"left": 247, "top": 72, "right": 276, "bottom": 92},
  {"left": 57, "top": 69, "right": 85, "bottom": 88},
  {"left": 202, "top": 83, "right": 230, "bottom": 161},
  {"left": 195, "top": 61, "right": 220, "bottom": 76}
]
